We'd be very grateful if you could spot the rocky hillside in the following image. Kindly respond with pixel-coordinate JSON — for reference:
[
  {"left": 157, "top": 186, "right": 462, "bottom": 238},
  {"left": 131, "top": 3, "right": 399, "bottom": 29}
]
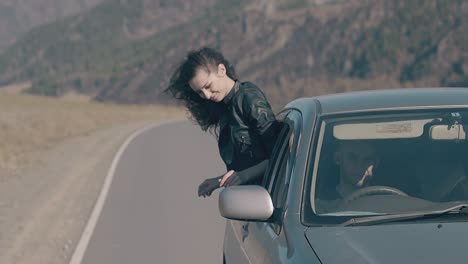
[
  {"left": 0, "top": 0, "right": 467, "bottom": 109},
  {"left": 0, "top": 0, "right": 103, "bottom": 51}
]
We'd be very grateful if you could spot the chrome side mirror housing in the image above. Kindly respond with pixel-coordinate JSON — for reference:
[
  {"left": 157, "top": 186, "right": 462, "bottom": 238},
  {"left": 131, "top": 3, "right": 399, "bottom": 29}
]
[{"left": 218, "top": 186, "right": 274, "bottom": 221}]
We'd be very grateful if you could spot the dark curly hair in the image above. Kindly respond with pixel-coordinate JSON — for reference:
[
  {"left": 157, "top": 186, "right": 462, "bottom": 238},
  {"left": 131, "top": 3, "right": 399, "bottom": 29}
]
[{"left": 164, "top": 47, "right": 237, "bottom": 135}]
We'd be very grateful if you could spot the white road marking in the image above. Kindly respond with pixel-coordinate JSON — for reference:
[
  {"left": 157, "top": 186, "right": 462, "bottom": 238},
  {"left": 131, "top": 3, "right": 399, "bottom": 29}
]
[{"left": 69, "top": 119, "right": 183, "bottom": 264}]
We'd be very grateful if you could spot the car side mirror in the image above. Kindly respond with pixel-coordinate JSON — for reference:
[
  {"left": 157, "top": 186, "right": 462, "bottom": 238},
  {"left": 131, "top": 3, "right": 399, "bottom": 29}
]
[{"left": 218, "top": 186, "right": 274, "bottom": 222}]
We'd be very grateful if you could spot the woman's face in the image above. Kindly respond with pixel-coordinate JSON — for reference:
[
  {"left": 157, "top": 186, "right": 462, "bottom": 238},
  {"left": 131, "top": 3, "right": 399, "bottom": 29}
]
[{"left": 189, "top": 64, "right": 233, "bottom": 102}]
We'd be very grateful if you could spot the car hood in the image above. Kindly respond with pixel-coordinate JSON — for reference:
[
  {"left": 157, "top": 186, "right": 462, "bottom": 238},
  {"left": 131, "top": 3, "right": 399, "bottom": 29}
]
[{"left": 305, "top": 221, "right": 468, "bottom": 264}]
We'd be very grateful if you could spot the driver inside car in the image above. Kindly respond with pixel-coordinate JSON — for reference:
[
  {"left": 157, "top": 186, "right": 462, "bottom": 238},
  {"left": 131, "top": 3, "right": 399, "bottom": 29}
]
[
  {"left": 334, "top": 140, "right": 379, "bottom": 198},
  {"left": 316, "top": 140, "right": 380, "bottom": 213}
]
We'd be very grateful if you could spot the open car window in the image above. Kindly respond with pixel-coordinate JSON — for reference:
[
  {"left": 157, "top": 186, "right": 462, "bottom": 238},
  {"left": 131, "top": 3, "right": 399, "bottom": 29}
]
[{"left": 307, "top": 110, "right": 468, "bottom": 223}]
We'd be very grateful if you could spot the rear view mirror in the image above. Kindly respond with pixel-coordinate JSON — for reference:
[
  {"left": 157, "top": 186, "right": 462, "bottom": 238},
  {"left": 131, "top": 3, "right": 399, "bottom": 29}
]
[{"left": 429, "top": 124, "right": 466, "bottom": 141}]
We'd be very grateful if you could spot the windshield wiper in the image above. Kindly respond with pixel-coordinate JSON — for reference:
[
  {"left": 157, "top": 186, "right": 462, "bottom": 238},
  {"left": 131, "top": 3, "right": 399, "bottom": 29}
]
[
  {"left": 342, "top": 204, "right": 468, "bottom": 227},
  {"left": 321, "top": 211, "right": 386, "bottom": 217}
]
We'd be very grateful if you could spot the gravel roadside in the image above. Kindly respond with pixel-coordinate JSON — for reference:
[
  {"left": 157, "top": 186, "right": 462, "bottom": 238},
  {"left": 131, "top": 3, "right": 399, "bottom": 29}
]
[{"left": 0, "top": 120, "right": 172, "bottom": 264}]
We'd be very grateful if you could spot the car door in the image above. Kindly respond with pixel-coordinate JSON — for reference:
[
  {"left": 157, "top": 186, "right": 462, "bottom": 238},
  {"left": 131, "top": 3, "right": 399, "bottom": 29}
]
[
  {"left": 224, "top": 112, "right": 292, "bottom": 264},
  {"left": 241, "top": 111, "right": 302, "bottom": 263}
]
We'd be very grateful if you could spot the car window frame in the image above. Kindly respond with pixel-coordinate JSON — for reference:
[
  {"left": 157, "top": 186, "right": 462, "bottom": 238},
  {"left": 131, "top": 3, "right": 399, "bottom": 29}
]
[
  {"left": 263, "top": 118, "right": 291, "bottom": 191},
  {"left": 273, "top": 111, "right": 302, "bottom": 206},
  {"left": 262, "top": 111, "right": 289, "bottom": 189},
  {"left": 264, "top": 110, "right": 302, "bottom": 234}
]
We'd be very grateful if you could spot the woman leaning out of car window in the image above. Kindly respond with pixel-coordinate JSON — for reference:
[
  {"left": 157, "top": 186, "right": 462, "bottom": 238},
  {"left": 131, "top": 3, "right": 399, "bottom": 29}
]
[{"left": 164, "top": 47, "right": 281, "bottom": 198}]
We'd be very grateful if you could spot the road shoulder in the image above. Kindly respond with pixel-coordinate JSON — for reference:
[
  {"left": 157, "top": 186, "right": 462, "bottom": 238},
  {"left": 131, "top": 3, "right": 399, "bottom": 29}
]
[{"left": 0, "top": 121, "right": 171, "bottom": 264}]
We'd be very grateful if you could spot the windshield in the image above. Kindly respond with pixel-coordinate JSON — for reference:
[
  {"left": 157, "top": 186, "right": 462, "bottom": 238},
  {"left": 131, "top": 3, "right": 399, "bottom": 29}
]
[{"left": 307, "top": 110, "right": 468, "bottom": 223}]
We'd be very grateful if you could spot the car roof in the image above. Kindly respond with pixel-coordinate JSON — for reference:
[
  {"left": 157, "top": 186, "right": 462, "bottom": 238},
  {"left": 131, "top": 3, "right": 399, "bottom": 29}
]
[{"left": 287, "top": 88, "right": 468, "bottom": 116}]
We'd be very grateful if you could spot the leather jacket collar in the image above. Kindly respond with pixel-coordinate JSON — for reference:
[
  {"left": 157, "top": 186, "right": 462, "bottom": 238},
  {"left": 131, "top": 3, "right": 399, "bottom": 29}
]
[{"left": 222, "top": 80, "right": 240, "bottom": 105}]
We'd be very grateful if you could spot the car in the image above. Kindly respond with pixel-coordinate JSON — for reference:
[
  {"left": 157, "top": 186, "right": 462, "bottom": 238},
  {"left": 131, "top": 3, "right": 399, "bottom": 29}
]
[{"left": 218, "top": 88, "right": 468, "bottom": 264}]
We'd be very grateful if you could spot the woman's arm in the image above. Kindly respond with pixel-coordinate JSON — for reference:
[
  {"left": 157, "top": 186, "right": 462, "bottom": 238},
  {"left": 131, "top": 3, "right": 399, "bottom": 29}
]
[
  {"left": 198, "top": 160, "right": 269, "bottom": 197},
  {"left": 220, "top": 159, "right": 269, "bottom": 187},
  {"left": 198, "top": 170, "right": 235, "bottom": 197},
  {"left": 240, "top": 85, "right": 281, "bottom": 156}
]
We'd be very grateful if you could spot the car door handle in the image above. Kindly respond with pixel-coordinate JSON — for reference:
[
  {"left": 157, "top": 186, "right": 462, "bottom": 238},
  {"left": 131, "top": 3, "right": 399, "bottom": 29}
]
[{"left": 241, "top": 223, "right": 249, "bottom": 242}]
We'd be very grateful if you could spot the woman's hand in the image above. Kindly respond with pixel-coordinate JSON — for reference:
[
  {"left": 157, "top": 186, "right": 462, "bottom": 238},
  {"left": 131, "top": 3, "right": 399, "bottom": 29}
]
[
  {"left": 356, "top": 165, "right": 374, "bottom": 187},
  {"left": 198, "top": 176, "right": 222, "bottom": 197},
  {"left": 198, "top": 170, "right": 237, "bottom": 197}
]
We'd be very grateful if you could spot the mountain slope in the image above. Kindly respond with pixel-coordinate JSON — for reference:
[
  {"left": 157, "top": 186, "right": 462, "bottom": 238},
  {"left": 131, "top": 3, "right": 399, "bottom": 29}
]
[
  {"left": 0, "top": 0, "right": 467, "bottom": 109},
  {"left": 0, "top": 0, "right": 103, "bottom": 51}
]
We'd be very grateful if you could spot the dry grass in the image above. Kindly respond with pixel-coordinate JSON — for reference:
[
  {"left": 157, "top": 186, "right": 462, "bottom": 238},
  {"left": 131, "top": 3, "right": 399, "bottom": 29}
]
[
  {"left": 0, "top": 93, "right": 185, "bottom": 172},
  {"left": 0, "top": 82, "right": 32, "bottom": 94}
]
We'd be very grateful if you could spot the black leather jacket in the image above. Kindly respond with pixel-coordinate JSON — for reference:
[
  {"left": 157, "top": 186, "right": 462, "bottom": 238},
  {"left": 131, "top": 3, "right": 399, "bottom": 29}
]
[{"left": 218, "top": 81, "right": 280, "bottom": 172}]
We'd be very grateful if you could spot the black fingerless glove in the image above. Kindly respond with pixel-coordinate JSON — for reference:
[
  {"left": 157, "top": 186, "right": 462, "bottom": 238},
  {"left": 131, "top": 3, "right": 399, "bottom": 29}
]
[
  {"left": 198, "top": 175, "right": 223, "bottom": 198},
  {"left": 223, "top": 160, "right": 269, "bottom": 187}
]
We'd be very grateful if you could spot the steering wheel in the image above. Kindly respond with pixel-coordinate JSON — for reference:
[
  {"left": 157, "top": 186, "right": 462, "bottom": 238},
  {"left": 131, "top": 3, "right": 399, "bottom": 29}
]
[{"left": 343, "top": 185, "right": 408, "bottom": 204}]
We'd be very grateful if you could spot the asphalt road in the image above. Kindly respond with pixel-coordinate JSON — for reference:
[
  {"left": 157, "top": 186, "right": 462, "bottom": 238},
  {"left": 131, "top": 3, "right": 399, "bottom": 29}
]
[{"left": 81, "top": 121, "right": 227, "bottom": 264}]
